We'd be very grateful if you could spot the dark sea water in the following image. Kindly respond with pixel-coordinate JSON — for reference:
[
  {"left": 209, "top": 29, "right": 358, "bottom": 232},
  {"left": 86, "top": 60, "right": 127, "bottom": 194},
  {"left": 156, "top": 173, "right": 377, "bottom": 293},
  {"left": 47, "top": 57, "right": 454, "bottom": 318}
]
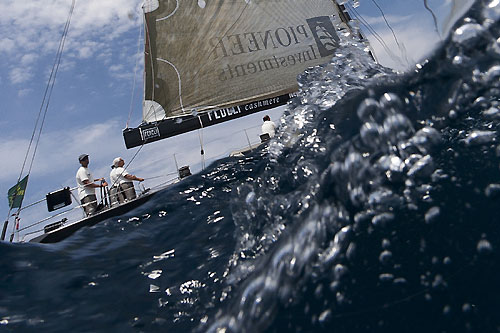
[{"left": 2, "top": 1, "right": 500, "bottom": 332}]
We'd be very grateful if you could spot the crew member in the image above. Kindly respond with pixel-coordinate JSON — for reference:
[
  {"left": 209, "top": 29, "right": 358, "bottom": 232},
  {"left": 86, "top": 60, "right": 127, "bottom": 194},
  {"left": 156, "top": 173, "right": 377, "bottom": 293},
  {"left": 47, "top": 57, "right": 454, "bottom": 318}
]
[
  {"left": 76, "top": 154, "right": 107, "bottom": 216},
  {"left": 109, "top": 157, "right": 144, "bottom": 203},
  {"left": 261, "top": 115, "right": 277, "bottom": 138}
]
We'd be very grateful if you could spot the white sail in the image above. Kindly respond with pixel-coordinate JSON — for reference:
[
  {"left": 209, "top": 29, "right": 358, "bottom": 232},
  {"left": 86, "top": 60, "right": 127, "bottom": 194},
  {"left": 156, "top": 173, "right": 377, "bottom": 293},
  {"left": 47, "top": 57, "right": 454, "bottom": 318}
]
[{"left": 143, "top": 0, "right": 343, "bottom": 121}]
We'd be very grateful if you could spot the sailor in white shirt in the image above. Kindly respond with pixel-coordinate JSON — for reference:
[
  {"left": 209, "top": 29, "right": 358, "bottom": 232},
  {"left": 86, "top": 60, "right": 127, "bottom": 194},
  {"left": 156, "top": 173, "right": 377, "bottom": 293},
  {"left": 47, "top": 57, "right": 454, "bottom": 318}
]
[
  {"left": 261, "top": 115, "right": 277, "bottom": 138},
  {"left": 109, "top": 157, "right": 144, "bottom": 204},
  {"left": 76, "top": 154, "right": 107, "bottom": 216}
]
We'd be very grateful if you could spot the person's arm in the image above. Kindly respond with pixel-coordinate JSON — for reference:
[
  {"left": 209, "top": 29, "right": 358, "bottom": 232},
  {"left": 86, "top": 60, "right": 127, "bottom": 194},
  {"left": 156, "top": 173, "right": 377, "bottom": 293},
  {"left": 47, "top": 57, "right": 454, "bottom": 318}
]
[
  {"left": 125, "top": 174, "right": 144, "bottom": 182},
  {"left": 83, "top": 179, "right": 107, "bottom": 188},
  {"left": 94, "top": 177, "right": 108, "bottom": 187}
]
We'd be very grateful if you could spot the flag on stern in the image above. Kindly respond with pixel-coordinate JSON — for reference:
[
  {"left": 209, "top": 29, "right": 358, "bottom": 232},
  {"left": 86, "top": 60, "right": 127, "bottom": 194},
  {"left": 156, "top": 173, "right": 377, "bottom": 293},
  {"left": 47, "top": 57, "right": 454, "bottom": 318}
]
[{"left": 7, "top": 175, "right": 29, "bottom": 209}]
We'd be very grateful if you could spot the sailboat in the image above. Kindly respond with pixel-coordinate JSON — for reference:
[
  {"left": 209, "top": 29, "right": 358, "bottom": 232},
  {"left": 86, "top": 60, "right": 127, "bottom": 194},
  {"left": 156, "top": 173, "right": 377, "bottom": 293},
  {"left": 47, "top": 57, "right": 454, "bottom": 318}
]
[{"left": 3, "top": 0, "right": 360, "bottom": 244}]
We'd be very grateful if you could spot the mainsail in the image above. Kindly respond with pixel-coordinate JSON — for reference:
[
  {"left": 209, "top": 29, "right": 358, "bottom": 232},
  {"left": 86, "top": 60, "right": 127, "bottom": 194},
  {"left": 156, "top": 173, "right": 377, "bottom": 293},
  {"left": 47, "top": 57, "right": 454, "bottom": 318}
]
[{"left": 124, "top": 0, "right": 350, "bottom": 148}]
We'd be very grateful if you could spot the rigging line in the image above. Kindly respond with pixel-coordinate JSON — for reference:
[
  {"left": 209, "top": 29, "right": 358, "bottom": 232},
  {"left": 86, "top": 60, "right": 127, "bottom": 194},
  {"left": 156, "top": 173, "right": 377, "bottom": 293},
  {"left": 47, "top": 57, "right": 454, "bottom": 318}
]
[
  {"left": 346, "top": 3, "right": 391, "bottom": 51},
  {"left": 15, "top": 0, "right": 76, "bottom": 187},
  {"left": 126, "top": 17, "right": 144, "bottom": 128},
  {"left": 197, "top": 116, "right": 206, "bottom": 170},
  {"left": 5, "top": 0, "right": 77, "bottom": 228},
  {"left": 346, "top": 3, "right": 402, "bottom": 65},
  {"left": 28, "top": 5, "right": 74, "bottom": 177},
  {"left": 369, "top": 0, "right": 410, "bottom": 68},
  {"left": 423, "top": 0, "right": 440, "bottom": 37}
]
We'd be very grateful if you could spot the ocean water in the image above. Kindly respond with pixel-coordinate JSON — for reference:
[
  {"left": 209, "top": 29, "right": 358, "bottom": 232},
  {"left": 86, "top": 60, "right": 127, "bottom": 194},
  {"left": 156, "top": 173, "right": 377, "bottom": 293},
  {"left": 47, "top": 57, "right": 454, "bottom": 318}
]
[{"left": 2, "top": 1, "right": 500, "bottom": 332}]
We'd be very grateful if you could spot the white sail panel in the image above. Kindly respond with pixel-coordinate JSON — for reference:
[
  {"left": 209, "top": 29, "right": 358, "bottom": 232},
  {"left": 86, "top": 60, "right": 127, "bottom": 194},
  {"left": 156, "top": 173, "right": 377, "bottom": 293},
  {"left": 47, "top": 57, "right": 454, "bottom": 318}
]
[
  {"left": 143, "top": 100, "right": 166, "bottom": 122},
  {"left": 144, "top": 0, "right": 342, "bottom": 121}
]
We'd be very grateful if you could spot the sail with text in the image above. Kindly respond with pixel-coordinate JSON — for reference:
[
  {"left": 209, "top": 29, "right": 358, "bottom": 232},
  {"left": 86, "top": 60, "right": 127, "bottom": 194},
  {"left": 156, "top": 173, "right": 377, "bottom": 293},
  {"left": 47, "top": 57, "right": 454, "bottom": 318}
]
[{"left": 123, "top": 0, "right": 352, "bottom": 149}]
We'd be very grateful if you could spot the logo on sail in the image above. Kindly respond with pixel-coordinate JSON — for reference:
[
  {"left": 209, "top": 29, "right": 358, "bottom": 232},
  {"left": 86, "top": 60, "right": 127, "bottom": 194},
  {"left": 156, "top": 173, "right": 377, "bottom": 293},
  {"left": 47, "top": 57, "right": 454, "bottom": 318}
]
[{"left": 307, "top": 16, "right": 339, "bottom": 57}]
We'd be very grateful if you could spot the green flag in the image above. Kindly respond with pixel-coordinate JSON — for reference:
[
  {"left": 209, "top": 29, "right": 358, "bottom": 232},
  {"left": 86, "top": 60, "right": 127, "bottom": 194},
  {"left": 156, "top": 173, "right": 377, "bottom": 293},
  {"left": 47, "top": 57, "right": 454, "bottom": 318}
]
[{"left": 7, "top": 175, "right": 29, "bottom": 209}]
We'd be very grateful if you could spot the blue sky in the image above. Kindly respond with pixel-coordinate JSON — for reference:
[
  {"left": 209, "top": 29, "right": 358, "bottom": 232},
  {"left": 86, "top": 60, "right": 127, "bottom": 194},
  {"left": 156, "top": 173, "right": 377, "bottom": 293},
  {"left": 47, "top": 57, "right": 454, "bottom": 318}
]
[{"left": 0, "top": 0, "right": 473, "bottom": 240}]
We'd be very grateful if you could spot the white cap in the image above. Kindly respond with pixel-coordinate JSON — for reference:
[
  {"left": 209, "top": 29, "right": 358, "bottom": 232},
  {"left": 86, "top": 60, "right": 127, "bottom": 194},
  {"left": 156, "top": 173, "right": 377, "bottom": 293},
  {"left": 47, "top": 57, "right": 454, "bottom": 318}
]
[{"left": 113, "top": 157, "right": 123, "bottom": 167}]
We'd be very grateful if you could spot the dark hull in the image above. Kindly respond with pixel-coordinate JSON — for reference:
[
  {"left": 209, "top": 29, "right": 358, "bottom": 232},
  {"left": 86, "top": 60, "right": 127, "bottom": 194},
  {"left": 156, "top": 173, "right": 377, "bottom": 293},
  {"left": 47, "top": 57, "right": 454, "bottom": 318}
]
[{"left": 29, "top": 192, "right": 156, "bottom": 244}]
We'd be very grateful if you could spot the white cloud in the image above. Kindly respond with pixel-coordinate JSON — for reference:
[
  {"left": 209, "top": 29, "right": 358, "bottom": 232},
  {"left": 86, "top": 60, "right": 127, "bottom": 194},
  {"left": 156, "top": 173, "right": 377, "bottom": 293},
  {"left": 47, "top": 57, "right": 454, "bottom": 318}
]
[
  {"left": 0, "top": 38, "right": 15, "bottom": 53},
  {"left": 0, "top": 0, "right": 141, "bottom": 87},
  {"left": 109, "top": 64, "right": 124, "bottom": 73},
  {"left": 18, "top": 88, "right": 32, "bottom": 97},
  {"left": 9, "top": 67, "right": 34, "bottom": 84},
  {"left": 20, "top": 54, "right": 38, "bottom": 66}
]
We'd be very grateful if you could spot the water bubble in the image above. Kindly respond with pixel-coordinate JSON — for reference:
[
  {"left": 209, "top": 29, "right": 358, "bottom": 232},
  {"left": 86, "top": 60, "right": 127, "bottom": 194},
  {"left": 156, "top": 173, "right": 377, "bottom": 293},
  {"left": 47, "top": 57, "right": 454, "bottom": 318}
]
[
  {"left": 379, "top": 273, "right": 394, "bottom": 282},
  {"left": 425, "top": 206, "right": 440, "bottom": 224},
  {"left": 314, "top": 284, "right": 324, "bottom": 299},
  {"left": 368, "top": 189, "right": 402, "bottom": 208},
  {"left": 379, "top": 93, "right": 403, "bottom": 112},
  {"left": 407, "top": 155, "right": 435, "bottom": 179},
  {"left": 482, "top": 107, "right": 500, "bottom": 119},
  {"left": 485, "top": 183, "right": 500, "bottom": 198},
  {"left": 330, "top": 281, "right": 340, "bottom": 292},
  {"left": 383, "top": 114, "right": 414, "bottom": 143},
  {"left": 343, "top": 152, "right": 366, "bottom": 176},
  {"left": 318, "top": 309, "right": 332, "bottom": 323},
  {"left": 477, "top": 239, "right": 493, "bottom": 254},
  {"left": 443, "top": 257, "right": 452, "bottom": 265},
  {"left": 334, "top": 264, "right": 348, "bottom": 280},
  {"left": 483, "top": 0, "right": 500, "bottom": 22},
  {"left": 336, "top": 292, "right": 346, "bottom": 305},
  {"left": 489, "top": 37, "right": 500, "bottom": 56},
  {"left": 382, "top": 239, "right": 391, "bottom": 249},
  {"left": 245, "top": 191, "right": 256, "bottom": 204},
  {"left": 394, "top": 277, "right": 407, "bottom": 285},
  {"left": 462, "top": 303, "right": 472, "bottom": 313},
  {"left": 360, "top": 122, "right": 384, "bottom": 149},
  {"left": 372, "top": 213, "right": 395, "bottom": 227},
  {"left": 485, "top": 65, "right": 500, "bottom": 83},
  {"left": 431, "top": 169, "right": 448, "bottom": 182},
  {"left": 452, "top": 23, "right": 485, "bottom": 45},
  {"left": 346, "top": 243, "right": 356, "bottom": 261},
  {"left": 404, "top": 154, "right": 423, "bottom": 170},
  {"left": 443, "top": 305, "right": 452, "bottom": 315},
  {"left": 410, "top": 127, "right": 442, "bottom": 154},
  {"left": 464, "top": 130, "right": 496, "bottom": 146},
  {"left": 432, "top": 274, "right": 447, "bottom": 289},
  {"left": 449, "top": 110, "right": 458, "bottom": 119},
  {"left": 376, "top": 155, "right": 405, "bottom": 173},
  {"left": 379, "top": 250, "right": 392, "bottom": 265},
  {"left": 357, "top": 98, "right": 381, "bottom": 121}
]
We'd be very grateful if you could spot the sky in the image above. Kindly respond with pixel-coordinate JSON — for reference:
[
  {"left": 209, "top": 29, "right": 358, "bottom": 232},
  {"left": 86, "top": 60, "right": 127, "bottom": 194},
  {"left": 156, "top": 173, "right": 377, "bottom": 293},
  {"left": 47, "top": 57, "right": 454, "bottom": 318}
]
[{"left": 0, "top": 0, "right": 474, "bottom": 240}]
